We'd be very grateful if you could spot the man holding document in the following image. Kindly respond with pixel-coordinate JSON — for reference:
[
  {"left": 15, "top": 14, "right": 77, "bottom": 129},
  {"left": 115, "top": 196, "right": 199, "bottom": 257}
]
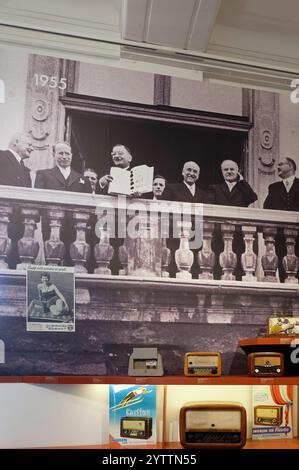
[
  {"left": 98, "top": 144, "right": 154, "bottom": 275},
  {"left": 99, "top": 144, "right": 153, "bottom": 196}
]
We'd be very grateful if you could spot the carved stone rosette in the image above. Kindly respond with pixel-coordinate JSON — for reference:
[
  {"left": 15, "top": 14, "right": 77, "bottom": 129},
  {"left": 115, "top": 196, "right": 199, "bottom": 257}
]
[
  {"left": 241, "top": 225, "right": 257, "bottom": 281},
  {"left": 261, "top": 227, "right": 278, "bottom": 282},
  {"left": 0, "top": 205, "right": 12, "bottom": 269},
  {"left": 24, "top": 55, "right": 76, "bottom": 171},
  {"left": 175, "top": 221, "right": 194, "bottom": 279},
  {"left": 198, "top": 222, "right": 215, "bottom": 279},
  {"left": 70, "top": 212, "right": 90, "bottom": 273},
  {"left": 44, "top": 209, "right": 66, "bottom": 265},
  {"left": 17, "top": 208, "right": 40, "bottom": 269},
  {"left": 282, "top": 227, "right": 299, "bottom": 284},
  {"left": 94, "top": 226, "right": 114, "bottom": 275},
  {"left": 219, "top": 224, "right": 237, "bottom": 280}
]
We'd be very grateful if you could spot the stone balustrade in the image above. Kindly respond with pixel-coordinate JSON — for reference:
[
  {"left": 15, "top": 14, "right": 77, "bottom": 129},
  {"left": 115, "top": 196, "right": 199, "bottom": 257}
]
[{"left": 0, "top": 186, "right": 298, "bottom": 283}]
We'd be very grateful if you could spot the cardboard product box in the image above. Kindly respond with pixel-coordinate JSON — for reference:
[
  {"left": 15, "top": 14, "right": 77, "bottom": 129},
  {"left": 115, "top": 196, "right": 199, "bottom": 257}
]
[
  {"left": 252, "top": 385, "right": 294, "bottom": 440},
  {"left": 109, "top": 384, "right": 157, "bottom": 446}
]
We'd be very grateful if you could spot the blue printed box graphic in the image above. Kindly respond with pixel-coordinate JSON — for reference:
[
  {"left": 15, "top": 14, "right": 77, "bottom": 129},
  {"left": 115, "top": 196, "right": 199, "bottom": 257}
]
[{"left": 109, "top": 384, "right": 156, "bottom": 445}]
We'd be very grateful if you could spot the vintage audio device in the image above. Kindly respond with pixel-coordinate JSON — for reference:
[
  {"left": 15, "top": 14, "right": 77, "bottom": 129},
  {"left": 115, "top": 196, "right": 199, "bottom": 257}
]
[
  {"left": 184, "top": 352, "right": 222, "bottom": 376},
  {"left": 254, "top": 405, "right": 283, "bottom": 426},
  {"left": 180, "top": 402, "right": 247, "bottom": 449},
  {"left": 128, "top": 347, "right": 164, "bottom": 376},
  {"left": 120, "top": 417, "right": 152, "bottom": 439},
  {"left": 248, "top": 352, "right": 284, "bottom": 377}
]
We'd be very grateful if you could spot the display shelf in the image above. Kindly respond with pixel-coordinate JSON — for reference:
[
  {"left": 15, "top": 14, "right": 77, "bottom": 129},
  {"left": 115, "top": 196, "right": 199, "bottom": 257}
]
[
  {"left": 244, "top": 438, "right": 299, "bottom": 449},
  {"left": 239, "top": 336, "right": 299, "bottom": 375},
  {"left": 1, "top": 375, "right": 299, "bottom": 385},
  {"left": 239, "top": 337, "right": 299, "bottom": 346},
  {"left": 35, "top": 438, "right": 299, "bottom": 449}
]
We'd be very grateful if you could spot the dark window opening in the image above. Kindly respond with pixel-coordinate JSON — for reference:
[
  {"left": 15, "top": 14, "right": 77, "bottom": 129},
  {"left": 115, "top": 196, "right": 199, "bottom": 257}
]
[{"left": 68, "top": 110, "right": 247, "bottom": 188}]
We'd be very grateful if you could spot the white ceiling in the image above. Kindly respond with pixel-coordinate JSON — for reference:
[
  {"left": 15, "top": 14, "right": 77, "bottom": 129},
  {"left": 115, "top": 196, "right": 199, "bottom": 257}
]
[
  {"left": 210, "top": 0, "right": 299, "bottom": 69},
  {"left": 121, "top": 0, "right": 299, "bottom": 71},
  {"left": 0, "top": 0, "right": 299, "bottom": 89},
  {"left": 0, "top": 0, "right": 121, "bottom": 41},
  {"left": 122, "top": 0, "right": 221, "bottom": 52}
]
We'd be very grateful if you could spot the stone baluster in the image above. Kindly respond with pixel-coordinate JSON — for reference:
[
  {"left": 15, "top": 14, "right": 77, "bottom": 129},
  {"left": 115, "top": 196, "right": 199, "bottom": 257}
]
[
  {"left": 161, "top": 238, "right": 171, "bottom": 277},
  {"left": 0, "top": 205, "right": 12, "bottom": 269},
  {"left": 70, "top": 212, "right": 90, "bottom": 273},
  {"left": 198, "top": 222, "right": 215, "bottom": 279},
  {"left": 282, "top": 227, "right": 299, "bottom": 284},
  {"left": 94, "top": 226, "right": 114, "bottom": 275},
  {"left": 241, "top": 225, "right": 257, "bottom": 281},
  {"left": 261, "top": 227, "right": 278, "bottom": 282},
  {"left": 219, "top": 223, "right": 237, "bottom": 280},
  {"left": 17, "top": 208, "right": 40, "bottom": 269},
  {"left": 125, "top": 211, "right": 162, "bottom": 277},
  {"left": 44, "top": 209, "right": 66, "bottom": 265},
  {"left": 118, "top": 241, "right": 128, "bottom": 276},
  {"left": 175, "top": 221, "right": 194, "bottom": 279}
]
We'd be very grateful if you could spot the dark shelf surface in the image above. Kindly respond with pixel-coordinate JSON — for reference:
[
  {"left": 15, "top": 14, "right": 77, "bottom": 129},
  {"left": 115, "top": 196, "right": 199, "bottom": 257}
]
[
  {"left": 1, "top": 375, "right": 299, "bottom": 385},
  {"left": 30, "top": 438, "right": 299, "bottom": 450}
]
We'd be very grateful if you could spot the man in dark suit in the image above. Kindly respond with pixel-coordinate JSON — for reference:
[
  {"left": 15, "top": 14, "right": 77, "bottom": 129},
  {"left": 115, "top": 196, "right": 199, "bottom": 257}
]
[
  {"left": 163, "top": 161, "right": 208, "bottom": 203},
  {"left": 208, "top": 159, "right": 257, "bottom": 207},
  {"left": 264, "top": 157, "right": 299, "bottom": 281},
  {"left": 208, "top": 160, "right": 257, "bottom": 280},
  {"left": 152, "top": 175, "right": 166, "bottom": 200},
  {"left": 35, "top": 141, "right": 92, "bottom": 266},
  {"left": 0, "top": 132, "right": 33, "bottom": 187},
  {"left": 264, "top": 157, "right": 299, "bottom": 211},
  {"left": 35, "top": 141, "right": 91, "bottom": 193},
  {"left": 162, "top": 162, "right": 207, "bottom": 278},
  {"left": 84, "top": 168, "right": 99, "bottom": 194},
  {"left": 98, "top": 144, "right": 132, "bottom": 192},
  {"left": 97, "top": 144, "right": 137, "bottom": 273},
  {"left": 144, "top": 175, "right": 167, "bottom": 201},
  {"left": 0, "top": 133, "right": 33, "bottom": 267}
]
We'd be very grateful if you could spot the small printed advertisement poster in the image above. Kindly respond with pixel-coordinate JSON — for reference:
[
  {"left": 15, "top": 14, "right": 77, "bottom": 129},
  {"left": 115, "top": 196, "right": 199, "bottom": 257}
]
[
  {"left": 252, "top": 385, "right": 294, "bottom": 440},
  {"left": 109, "top": 384, "right": 157, "bottom": 446},
  {"left": 26, "top": 265, "right": 75, "bottom": 332}
]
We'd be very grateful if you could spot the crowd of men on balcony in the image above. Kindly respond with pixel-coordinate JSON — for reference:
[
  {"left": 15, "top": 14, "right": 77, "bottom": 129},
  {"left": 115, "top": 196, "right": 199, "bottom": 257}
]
[{"left": 1, "top": 131, "right": 299, "bottom": 212}]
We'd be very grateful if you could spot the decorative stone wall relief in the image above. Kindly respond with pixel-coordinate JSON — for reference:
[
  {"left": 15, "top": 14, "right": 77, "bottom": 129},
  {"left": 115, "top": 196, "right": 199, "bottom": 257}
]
[
  {"left": 245, "top": 90, "right": 279, "bottom": 208},
  {"left": 24, "top": 55, "right": 76, "bottom": 172}
]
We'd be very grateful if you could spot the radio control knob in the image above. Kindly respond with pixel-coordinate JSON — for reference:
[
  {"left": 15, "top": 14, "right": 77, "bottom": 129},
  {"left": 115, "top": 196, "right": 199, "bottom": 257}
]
[
  {"left": 255, "top": 368, "right": 259, "bottom": 373},
  {"left": 277, "top": 368, "right": 281, "bottom": 373}
]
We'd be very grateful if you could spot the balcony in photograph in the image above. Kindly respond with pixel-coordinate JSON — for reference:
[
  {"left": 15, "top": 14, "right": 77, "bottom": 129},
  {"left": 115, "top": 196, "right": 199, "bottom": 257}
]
[{"left": 0, "top": 186, "right": 298, "bottom": 376}]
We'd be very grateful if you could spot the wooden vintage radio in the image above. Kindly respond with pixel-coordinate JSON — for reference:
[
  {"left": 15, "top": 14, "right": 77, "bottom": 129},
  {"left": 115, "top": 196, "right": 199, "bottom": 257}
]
[
  {"left": 248, "top": 352, "right": 284, "bottom": 377},
  {"left": 120, "top": 417, "right": 152, "bottom": 439},
  {"left": 254, "top": 405, "right": 283, "bottom": 426},
  {"left": 180, "top": 402, "right": 247, "bottom": 449},
  {"left": 184, "top": 352, "right": 222, "bottom": 377}
]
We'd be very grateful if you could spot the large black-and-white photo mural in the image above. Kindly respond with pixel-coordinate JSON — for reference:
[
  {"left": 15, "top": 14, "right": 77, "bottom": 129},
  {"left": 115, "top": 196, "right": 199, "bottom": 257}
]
[{"left": 0, "top": 47, "right": 298, "bottom": 376}]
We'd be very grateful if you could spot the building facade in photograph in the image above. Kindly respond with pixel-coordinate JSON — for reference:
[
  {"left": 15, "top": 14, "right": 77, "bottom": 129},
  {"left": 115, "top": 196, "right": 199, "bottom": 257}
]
[{"left": 0, "top": 50, "right": 298, "bottom": 376}]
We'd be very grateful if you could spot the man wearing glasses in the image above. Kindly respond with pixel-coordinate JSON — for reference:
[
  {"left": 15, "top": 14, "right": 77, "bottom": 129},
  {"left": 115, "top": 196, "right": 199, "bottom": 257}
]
[{"left": 99, "top": 144, "right": 132, "bottom": 191}]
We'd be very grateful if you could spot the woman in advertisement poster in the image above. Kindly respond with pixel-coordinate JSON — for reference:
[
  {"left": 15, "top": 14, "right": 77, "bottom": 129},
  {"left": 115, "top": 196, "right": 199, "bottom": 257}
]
[
  {"left": 28, "top": 272, "right": 70, "bottom": 317},
  {"left": 38, "top": 272, "right": 69, "bottom": 315}
]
